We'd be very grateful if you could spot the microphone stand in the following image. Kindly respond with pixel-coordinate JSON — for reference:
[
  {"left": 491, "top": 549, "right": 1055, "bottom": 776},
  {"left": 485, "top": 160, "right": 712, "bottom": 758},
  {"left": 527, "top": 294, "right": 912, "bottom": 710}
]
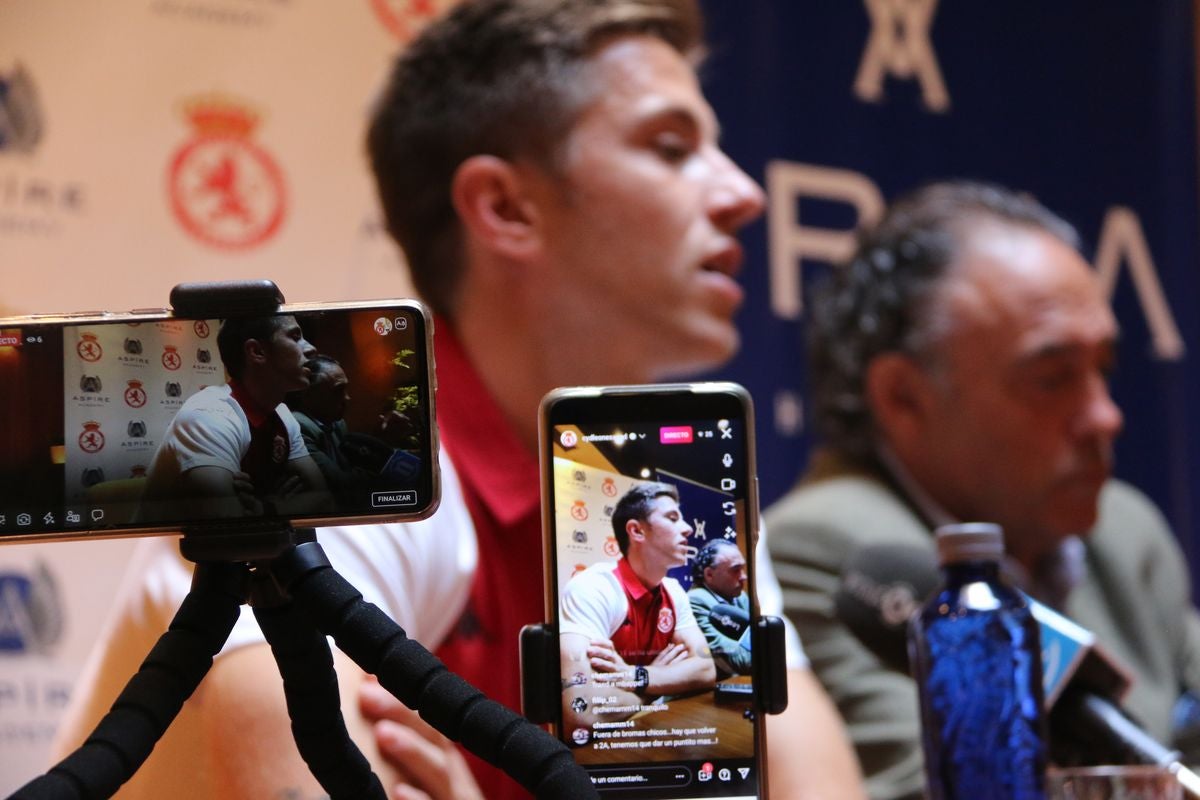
[{"left": 1050, "top": 688, "right": 1200, "bottom": 799}]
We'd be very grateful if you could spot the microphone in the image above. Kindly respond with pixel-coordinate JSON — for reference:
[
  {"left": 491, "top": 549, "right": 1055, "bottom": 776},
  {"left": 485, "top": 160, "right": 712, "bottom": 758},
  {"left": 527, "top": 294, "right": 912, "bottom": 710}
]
[
  {"left": 833, "top": 544, "right": 1200, "bottom": 796},
  {"left": 710, "top": 602, "right": 751, "bottom": 642},
  {"left": 834, "top": 543, "right": 939, "bottom": 674}
]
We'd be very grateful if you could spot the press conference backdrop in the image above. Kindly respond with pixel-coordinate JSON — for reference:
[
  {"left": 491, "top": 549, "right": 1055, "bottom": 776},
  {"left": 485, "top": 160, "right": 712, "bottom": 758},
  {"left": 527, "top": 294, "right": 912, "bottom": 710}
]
[
  {"left": 0, "top": 0, "right": 1197, "bottom": 792},
  {"left": 697, "top": 1, "right": 1200, "bottom": 567}
]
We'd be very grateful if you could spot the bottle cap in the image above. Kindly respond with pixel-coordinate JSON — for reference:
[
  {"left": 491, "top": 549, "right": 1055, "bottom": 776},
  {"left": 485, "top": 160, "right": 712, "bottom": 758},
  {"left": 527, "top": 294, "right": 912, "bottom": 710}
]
[{"left": 935, "top": 522, "right": 1004, "bottom": 565}]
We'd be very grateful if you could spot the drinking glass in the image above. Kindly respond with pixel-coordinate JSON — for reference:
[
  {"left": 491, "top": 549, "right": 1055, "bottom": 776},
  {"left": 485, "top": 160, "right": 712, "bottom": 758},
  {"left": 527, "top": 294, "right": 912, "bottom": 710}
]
[{"left": 1047, "top": 766, "right": 1182, "bottom": 800}]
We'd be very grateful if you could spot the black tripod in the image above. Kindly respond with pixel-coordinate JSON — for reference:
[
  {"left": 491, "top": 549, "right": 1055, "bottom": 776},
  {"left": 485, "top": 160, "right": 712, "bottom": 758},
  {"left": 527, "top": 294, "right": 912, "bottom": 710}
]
[
  {"left": 7, "top": 280, "right": 596, "bottom": 799},
  {"left": 9, "top": 526, "right": 595, "bottom": 800}
]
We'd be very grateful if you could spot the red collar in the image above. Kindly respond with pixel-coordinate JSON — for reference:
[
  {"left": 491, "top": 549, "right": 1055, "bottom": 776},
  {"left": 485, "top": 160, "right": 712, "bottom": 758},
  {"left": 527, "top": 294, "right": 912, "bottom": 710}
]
[
  {"left": 615, "top": 556, "right": 655, "bottom": 602},
  {"left": 228, "top": 379, "right": 272, "bottom": 427},
  {"left": 433, "top": 317, "right": 540, "bottom": 526}
]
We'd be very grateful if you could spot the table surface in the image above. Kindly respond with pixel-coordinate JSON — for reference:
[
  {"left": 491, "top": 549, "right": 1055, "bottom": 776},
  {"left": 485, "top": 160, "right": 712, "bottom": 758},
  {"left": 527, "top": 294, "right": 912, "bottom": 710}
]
[{"left": 575, "top": 675, "right": 756, "bottom": 765}]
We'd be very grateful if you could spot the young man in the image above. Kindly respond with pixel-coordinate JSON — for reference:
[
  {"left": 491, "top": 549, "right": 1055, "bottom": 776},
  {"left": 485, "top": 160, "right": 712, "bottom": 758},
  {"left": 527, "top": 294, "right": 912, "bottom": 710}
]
[
  {"left": 560, "top": 483, "right": 715, "bottom": 728},
  {"left": 54, "top": 2, "right": 864, "bottom": 798},
  {"left": 766, "top": 181, "right": 1200, "bottom": 799},
  {"left": 138, "top": 314, "right": 328, "bottom": 521}
]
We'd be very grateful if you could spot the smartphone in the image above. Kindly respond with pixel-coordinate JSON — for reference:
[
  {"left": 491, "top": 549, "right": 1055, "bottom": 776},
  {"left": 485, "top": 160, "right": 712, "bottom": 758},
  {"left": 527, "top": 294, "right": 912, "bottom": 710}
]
[
  {"left": 0, "top": 299, "right": 438, "bottom": 543},
  {"left": 540, "top": 383, "right": 765, "bottom": 799}
]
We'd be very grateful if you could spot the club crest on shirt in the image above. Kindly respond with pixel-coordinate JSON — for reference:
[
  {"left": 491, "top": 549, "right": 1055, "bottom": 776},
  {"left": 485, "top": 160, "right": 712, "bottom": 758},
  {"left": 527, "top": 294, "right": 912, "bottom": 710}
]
[{"left": 657, "top": 606, "right": 674, "bottom": 634}]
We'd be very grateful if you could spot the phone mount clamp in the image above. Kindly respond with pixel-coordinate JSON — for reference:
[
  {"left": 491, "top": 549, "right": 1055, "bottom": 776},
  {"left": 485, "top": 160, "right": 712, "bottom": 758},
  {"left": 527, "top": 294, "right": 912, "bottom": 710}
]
[
  {"left": 519, "top": 616, "right": 790, "bottom": 727},
  {"left": 10, "top": 281, "right": 597, "bottom": 800}
]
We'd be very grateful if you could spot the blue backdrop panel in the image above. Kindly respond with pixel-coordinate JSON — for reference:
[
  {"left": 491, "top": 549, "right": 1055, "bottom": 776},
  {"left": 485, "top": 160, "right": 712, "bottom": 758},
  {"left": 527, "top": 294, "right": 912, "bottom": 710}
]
[{"left": 698, "top": 2, "right": 1200, "bottom": 582}]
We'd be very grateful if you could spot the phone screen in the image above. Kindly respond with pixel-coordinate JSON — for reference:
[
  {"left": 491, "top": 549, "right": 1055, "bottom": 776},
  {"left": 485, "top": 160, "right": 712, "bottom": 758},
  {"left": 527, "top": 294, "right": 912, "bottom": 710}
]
[
  {"left": 0, "top": 301, "right": 437, "bottom": 542},
  {"left": 542, "top": 384, "right": 762, "bottom": 799}
]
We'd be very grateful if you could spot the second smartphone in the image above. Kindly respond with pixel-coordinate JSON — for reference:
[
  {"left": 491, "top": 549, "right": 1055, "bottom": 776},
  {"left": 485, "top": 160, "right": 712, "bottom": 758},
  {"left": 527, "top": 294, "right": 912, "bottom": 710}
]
[
  {"left": 0, "top": 299, "right": 438, "bottom": 543},
  {"left": 539, "top": 383, "right": 766, "bottom": 800}
]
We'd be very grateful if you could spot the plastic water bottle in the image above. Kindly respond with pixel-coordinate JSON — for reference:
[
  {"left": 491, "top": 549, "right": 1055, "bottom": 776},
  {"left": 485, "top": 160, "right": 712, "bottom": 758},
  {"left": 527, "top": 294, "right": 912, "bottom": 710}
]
[{"left": 908, "top": 523, "right": 1048, "bottom": 800}]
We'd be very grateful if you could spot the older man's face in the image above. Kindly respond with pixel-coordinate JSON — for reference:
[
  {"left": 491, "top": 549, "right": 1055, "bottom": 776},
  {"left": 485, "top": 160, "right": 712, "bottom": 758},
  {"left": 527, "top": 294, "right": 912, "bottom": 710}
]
[
  {"left": 704, "top": 547, "right": 748, "bottom": 602},
  {"left": 910, "top": 223, "right": 1122, "bottom": 563}
]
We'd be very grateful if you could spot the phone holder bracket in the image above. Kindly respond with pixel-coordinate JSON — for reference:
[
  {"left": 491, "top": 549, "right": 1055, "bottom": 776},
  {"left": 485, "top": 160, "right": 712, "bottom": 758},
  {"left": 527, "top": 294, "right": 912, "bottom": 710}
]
[
  {"left": 178, "top": 522, "right": 312, "bottom": 567},
  {"left": 169, "top": 279, "right": 284, "bottom": 318},
  {"left": 167, "top": 279, "right": 295, "bottom": 564},
  {"left": 519, "top": 614, "right": 789, "bottom": 725}
]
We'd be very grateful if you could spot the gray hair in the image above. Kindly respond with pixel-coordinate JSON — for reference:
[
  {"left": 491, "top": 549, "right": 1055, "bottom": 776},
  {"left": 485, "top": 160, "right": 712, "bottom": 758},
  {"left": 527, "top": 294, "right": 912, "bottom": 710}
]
[{"left": 807, "top": 180, "right": 1079, "bottom": 463}]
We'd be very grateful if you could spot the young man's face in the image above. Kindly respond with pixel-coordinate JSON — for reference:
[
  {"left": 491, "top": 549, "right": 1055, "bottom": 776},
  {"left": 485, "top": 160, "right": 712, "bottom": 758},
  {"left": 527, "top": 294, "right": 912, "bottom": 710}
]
[
  {"left": 906, "top": 225, "right": 1123, "bottom": 563},
  {"left": 264, "top": 316, "right": 317, "bottom": 393},
  {"left": 530, "top": 34, "right": 765, "bottom": 379},
  {"left": 632, "top": 494, "right": 693, "bottom": 569}
]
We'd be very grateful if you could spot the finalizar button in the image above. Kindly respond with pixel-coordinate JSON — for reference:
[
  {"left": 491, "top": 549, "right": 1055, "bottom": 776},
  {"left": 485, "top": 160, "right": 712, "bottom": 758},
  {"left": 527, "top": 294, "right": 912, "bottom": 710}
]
[{"left": 372, "top": 490, "right": 418, "bottom": 507}]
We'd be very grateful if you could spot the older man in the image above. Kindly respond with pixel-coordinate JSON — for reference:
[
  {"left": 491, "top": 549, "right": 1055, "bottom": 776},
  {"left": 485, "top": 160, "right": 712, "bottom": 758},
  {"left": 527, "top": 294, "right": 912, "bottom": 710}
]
[{"left": 766, "top": 180, "right": 1200, "bottom": 799}]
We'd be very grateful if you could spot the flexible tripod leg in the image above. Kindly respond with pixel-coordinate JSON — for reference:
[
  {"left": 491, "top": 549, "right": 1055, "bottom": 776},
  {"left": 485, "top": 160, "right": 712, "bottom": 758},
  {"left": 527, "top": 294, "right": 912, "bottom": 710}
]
[
  {"left": 271, "top": 541, "right": 599, "bottom": 800},
  {"left": 251, "top": 575, "right": 387, "bottom": 800},
  {"left": 8, "top": 562, "right": 245, "bottom": 800}
]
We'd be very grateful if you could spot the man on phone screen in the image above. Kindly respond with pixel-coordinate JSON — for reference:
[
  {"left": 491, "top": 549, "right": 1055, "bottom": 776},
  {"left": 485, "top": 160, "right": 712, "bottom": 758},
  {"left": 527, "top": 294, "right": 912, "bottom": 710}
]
[
  {"left": 137, "top": 314, "right": 329, "bottom": 521},
  {"left": 54, "top": 2, "right": 865, "bottom": 798},
  {"left": 559, "top": 483, "right": 716, "bottom": 728},
  {"left": 689, "top": 539, "right": 753, "bottom": 677}
]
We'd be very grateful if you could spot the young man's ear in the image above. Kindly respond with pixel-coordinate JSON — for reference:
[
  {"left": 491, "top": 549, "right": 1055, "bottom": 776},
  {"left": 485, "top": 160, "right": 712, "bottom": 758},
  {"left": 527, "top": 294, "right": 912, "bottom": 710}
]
[
  {"left": 243, "top": 338, "right": 269, "bottom": 368},
  {"left": 450, "top": 155, "right": 542, "bottom": 260},
  {"left": 625, "top": 519, "right": 645, "bottom": 545},
  {"left": 864, "top": 352, "right": 937, "bottom": 452}
]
